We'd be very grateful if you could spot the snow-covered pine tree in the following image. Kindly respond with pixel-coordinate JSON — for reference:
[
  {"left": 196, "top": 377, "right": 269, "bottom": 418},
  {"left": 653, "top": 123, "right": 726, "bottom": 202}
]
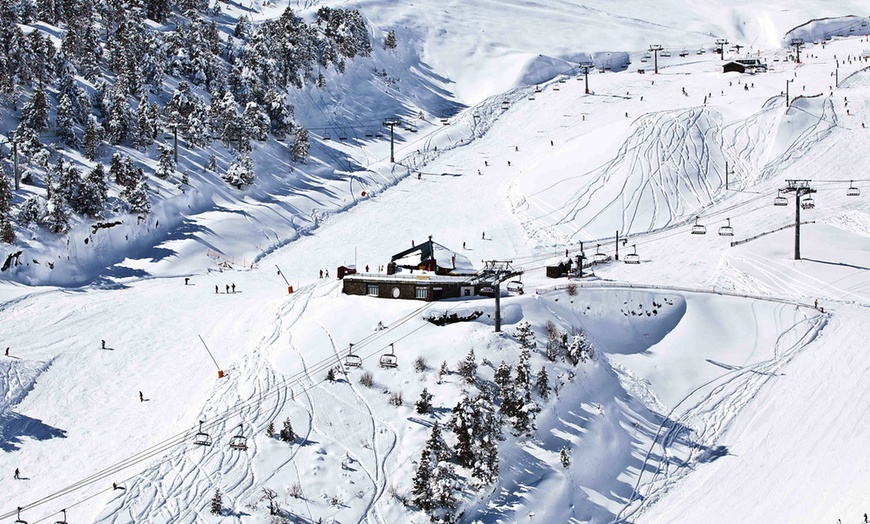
[
  {"left": 265, "top": 420, "right": 275, "bottom": 438},
  {"left": 292, "top": 126, "right": 310, "bottom": 163},
  {"left": 132, "top": 95, "right": 158, "bottom": 149},
  {"left": 222, "top": 153, "right": 255, "bottom": 189},
  {"left": 242, "top": 101, "right": 269, "bottom": 142},
  {"left": 155, "top": 143, "right": 175, "bottom": 179},
  {"left": 411, "top": 447, "right": 434, "bottom": 511},
  {"left": 279, "top": 417, "right": 294, "bottom": 442},
  {"left": 21, "top": 83, "right": 49, "bottom": 132},
  {"left": 55, "top": 94, "right": 77, "bottom": 147},
  {"left": 514, "top": 320, "right": 536, "bottom": 349},
  {"left": 560, "top": 446, "right": 571, "bottom": 468},
  {"left": 430, "top": 461, "right": 459, "bottom": 522},
  {"left": 457, "top": 348, "right": 477, "bottom": 384},
  {"left": 43, "top": 191, "right": 70, "bottom": 234},
  {"left": 82, "top": 115, "right": 103, "bottom": 161},
  {"left": 206, "top": 154, "right": 217, "bottom": 172},
  {"left": 449, "top": 396, "right": 476, "bottom": 469},
  {"left": 123, "top": 177, "right": 151, "bottom": 216},
  {"left": 415, "top": 387, "right": 433, "bottom": 414},
  {"left": 566, "top": 330, "right": 593, "bottom": 366},
  {"left": 535, "top": 366, "right": 550, "bottom": 399},
  {"left": 0, "top": 173, "right": 14, "bottom": 243},
  {"left": 17, "top": 196, "right": 44, "bottom": 226},
  {"left": 106, "top": 83, "right": 131, "bottom": 144},
  {"left": 78, "top": 163, "right": 108, "bottom": 218},
  {"left": 494, "top": 361, "right": 518, "bottom": 419},
  {"left": 210, "top": 487, "right": 222, "bottom": 515},
  {"left": 470, "top": 388, "right": 502, "bottom": 484},
  {"left": 56, "top": 161, "right": 84, "bottom": 214},
  {"left": 383, "top": 29, "right": 397, "bottom": 50}
]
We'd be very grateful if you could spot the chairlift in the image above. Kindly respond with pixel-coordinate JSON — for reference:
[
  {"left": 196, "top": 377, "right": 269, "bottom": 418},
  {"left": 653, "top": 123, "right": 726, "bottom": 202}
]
[
  {"left": 774, "top": 191, "right": 788, "bottom": 206},
  {"left": 691, "top": 216, "right": 707, "bottom": 235},
  {"left": 14, "top": 507, "right": 27, "bottom": 524},
  {"left": 661, "top": 50, "right": 671, "bottom": 57},
  {"left": 535, "top": 85, "right": 543, "bottom": 92},
  {"left": 409, "top": 124, "right": 418, "bottom": 133},
  {"left": 54, "top": 509, "right": 67, "bottom": 524},
  {"left": 801, "top": 196, "right": 815, "bottom": 210},
  {"left": 275, "top": 135, "right": 286, "bottom": 142},
  {"left": 440, "top": 118, "right": 450, "bottom": 125},
  {"left": 847, "top": 181, "right": 861, "bottom": 197},
  {"left": 553, "top": 84, "right": 560, "bottom": 91},
  {"left": 365, "top": 129, "right": 374, "bottom": 138},
  {"left": 379, "top": 343, "right": 398, "bottom": 369},
  {"left": 506, "top": 280, "right": 524, "bottom": 295},
  {"left": 643, "top": 52, "right": 652, "bottom": 59},
  {"left": 194, "top": 420, "right": 213, "bottom": 446},
  {"left": 528, "top": 93, "right": 536, "bottom": 100},
  {"left": 322, "top": 131, "right": 331, "bottom": 141},
  {"left": 640, "top": 57, "right": 648, "bottom": 62},
  {"left": 718, "top": 218, "right": 734, "bottom": 237},
  {"left": 229, "top": 424, "right": 247, "bottom": 450},
  {"left": 696, "top": 48, "right": 704, "bottom": 55},
  {"left": 624, "top": 245, "right": 641, "bottom": 265},
  {"left": 558, "top": 77, "right": 567, "bottom": 83},
  {"left": 679, "top": 49, "right": 689, "bottom": 57},
  {"left": 501, "top": 101, "right": 510, "bottom": 110},
  {"left": 344, "top": 343, "right": 362, "bottom": 368},
  {"left": 593, "top": 244, "right": 608, "bottom": 264},
  {"left": 849, "top": 27, "right": 855, "bottom": 33},
  {"left": 338, "top": 131, "right": 349, "bottom": 141},
  {"left": 375, "top": 130, "right": 384, "bottom": 138}
]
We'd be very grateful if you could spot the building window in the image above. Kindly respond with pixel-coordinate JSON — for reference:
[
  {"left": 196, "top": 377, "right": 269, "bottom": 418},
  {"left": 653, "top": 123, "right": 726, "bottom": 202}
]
[
  {"left": 367, "top": 284, "right": 379, "bottom": 296},
  {"left": 415, "top": 287, "right": 427, "bottom": 299}
]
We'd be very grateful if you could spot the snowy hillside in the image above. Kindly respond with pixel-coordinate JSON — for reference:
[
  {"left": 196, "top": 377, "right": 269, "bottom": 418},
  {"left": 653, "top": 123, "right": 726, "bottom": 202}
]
[{"left": 3, "top": 1, "right": 870, "bottom": 523}]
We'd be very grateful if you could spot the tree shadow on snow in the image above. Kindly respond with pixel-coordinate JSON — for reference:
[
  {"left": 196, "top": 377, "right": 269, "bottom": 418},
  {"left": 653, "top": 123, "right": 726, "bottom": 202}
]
[{"left": 0, "top": 411, "right": 67, "bottom": 452}]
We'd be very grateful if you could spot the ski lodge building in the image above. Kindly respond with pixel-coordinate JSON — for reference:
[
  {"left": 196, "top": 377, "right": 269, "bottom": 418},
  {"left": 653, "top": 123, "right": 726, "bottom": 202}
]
[{"left": 341, "top": 237, "right": 481, "bottom": 301}]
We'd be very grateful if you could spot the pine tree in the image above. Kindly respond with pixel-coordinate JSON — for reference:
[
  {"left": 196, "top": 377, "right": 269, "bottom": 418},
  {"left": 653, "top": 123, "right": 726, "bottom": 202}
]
[
  {"left": 535, "top": 366, "right": 550, "bottom": 399},
  {"left": 411, "top": 448, "right": 434, "bottom": 511},
  {"left": 155, "top": 143, "right": 175, "bottom": 179},
  {"left": 292, "top": 125, "right": 310, "bottom": 163},
  {"left": 55, "top": 94, "right": 77, "bottom": 147},
  {"left": 415, "top": 387, "right": 432, "bottom": 414},
  {"left": 132, "top": 95, "right": 159, "bottom": 149},
  {"left": 206, "top": 154, "right": 217, "bottom": 172},
  {"left": 566, "top": 331, "right": 592, "bottom": 366},
  {"left": 82, "top": 115, "right": 103, "bottom": 160},
  {"left": 560, "top": 446, "right": 571, "bottom": 468},
  {"left": 124, "top": 178, "right": 151, "bottom": 215},
  {"left": 21, "top": 84, "right": 49, "bottom": 131},
  {"left": 383, "top": 29, "right": 397, "bottom": 50},
  {"left": 56, "top": 161, "right": 84, "bottom": 214},
  {"left": 279, "top": 418, "right": 295, "bottom": 442},
  {"left": 0, "top": 174, "right": 14, "bottom": 243},
  {"left": 514, "top": 321, "right": 536, "bottom": 349},
  {"left": 78, "top": 163, "right": 108, "bottom": 218},
  {"left": 430, "top": 461, "right": 459, "bottom": 522},
  {"left": 17, "top": 196, "right": 44, "bottom": 226},
  {"left": 43, "top": 191, "right": 70, "bottom": 234},
  {"left": 457, "top": 348, "right": 477, "bottom": 384},
  {"left": 222, "top": 153, "right": 255, "bottom": 189},
  {"left": 106, "top": 84, "right": 131, "bottom": 144},
  {"left": 210, "top": 487, "right": 222, "bottom": 515}
]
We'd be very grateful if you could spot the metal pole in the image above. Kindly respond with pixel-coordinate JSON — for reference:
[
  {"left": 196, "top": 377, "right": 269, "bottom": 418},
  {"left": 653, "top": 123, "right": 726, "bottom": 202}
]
[
  {"left": 494, "top": 281, "right": 501, "bottom": 332},
  {"left": 578, "top": 240, "right": 584, "bottom": 278},
  {"left": 173, "top": 125, "right": 178, "bottom": 163},
  {"left": 390, "top": 125, "right": 395, "bottom": 163},
  {"left": 275, "top": 265, "right": 290, "bottom": 285},
  {"left": 786, "top": 80, "right": 789, "bottom": 107},
  {"left": 654, "top": 49, "right": 659, "bottom": 74},
  {"left": 614, "top": 230, "right": 619, "bottom": 260},
  {"left": 725, "top": 161, "right": 729, "bottom": 190},
  {"left": 11, "top": 131, "right": 19, "bottom": 190},
  {"left": 197, "top": 335, "right": 223, "bottom": 373},
  {"left": 584, "top": 67, "right": 590, "bottom": 94},
  {"left": 835, "top": 68, "right": 839, "bottom": 87},
  {"left": 794, "top": 190, "right": 801, "bottom": 260}
]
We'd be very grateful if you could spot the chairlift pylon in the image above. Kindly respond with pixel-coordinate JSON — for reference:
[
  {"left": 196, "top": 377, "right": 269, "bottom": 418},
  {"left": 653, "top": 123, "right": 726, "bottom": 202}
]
[
  {"left": 194, "top": 420, "right": 212, "bottom": 446},
  {"left": 379, "top": 343, "right": 398, "bottom": 369},
  {"left": 593, "top": 243, "right": 608, "bottom": 264},
  {"left": 229, "top": 423, "right": 247, "bottom": 450},
  {"left": 691, "top": 216, "right": 707, "bottom": 235},
  {"left": 344, "top": 343, "right": 362, "bottom": 368},
  {"left": 774, "top": 191, "right": 788, "bottom": 206},
  {"left": 718, "top": 218, "right": 734, "bottom": 237},
  {"left": 54, "top": 509, "right": 67, "bottom": 524},
  {"left": 624, "top": 245, "right": 641, "bottom": 265},
  {"left": 847, "top": 181, "right": 860, "bottom": 197}
]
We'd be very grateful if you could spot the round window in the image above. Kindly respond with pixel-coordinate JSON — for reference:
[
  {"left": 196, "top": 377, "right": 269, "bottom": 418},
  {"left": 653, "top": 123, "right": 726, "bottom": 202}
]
[{"left": 392, "top": 287, "right": 401, "bottom": 298}]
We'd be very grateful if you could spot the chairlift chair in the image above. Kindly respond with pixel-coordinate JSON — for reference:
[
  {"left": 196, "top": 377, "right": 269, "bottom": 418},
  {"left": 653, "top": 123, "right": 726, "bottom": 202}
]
[
  {"left": 229, "top": 424, "right": 247, "bottom": 450},
  {"left": 691, "top": 216, "right": 707, "bottom": 235},
  {"left": 847, "top": 181, "right": 861, "bottom": 197},
  {"left": 640, "top": 57, "right": 648, "bottom": 62},
  {"left": 680, "top": 49, "right": 689, "bottom": 57},
  {"left": 14, "top": 507, "right": 27, "bottom": 524},
  {"left": 801, "top": 197, "right": 815, "bottom": 210},
  {"left": 344, "top": 344, "right": 362, "bottom": 368},
  {"left": 593, "top": 243, "right": 608, "bottom": 264},
  {"left": 501, "top": 101, "right": 510, "bottom": 110},
  {"left": 322, "top": 131, "right": 331, "bottom": 141},
  {"left": 194, "top": 420, "right": 213, "bottom": 446},
  {"left": 696, "top": 48, "right": 704, "bottom": 55},
  {"left": 506, "top": 280, "right": 524, "bottom": 295},
  {"left": 54, "top": 509, "right": 67, "bottom": 524},
  {"left": 774, "top": 191, "right": 788, "bottom": 206},
  {"left": 643, "top": 52, "right": 652, "bottom": 59},
  {"left": 661, "top": 50, "right": 671, "bottom": 57},
  {"left": 409, "top": 124, "right": 418, "bottom": 133},
  {"left": 364, "top": 129, "right": 374, "bottom": 138},
  {"left": 718, "top": 218, "right": 734, "bottom": 237},
  {"left": 338, "top": 131, "right": 349, "bottom": 141},
  {"left": 441, "top": 118, "right": 450, "bottom": 125},
  {"left": 375, "top": 130, "right": 384, "bottom": 138},
  {"left": 528, "top": 94, "right": 536, "bottom": 100},
  {"left": 379, "top": 343, "right": 398, "bottom": 369},
  {"left": 553, "top": 84, "right": 560, "bottom": 91},
  {"left": 558, "top": 77, "right": 567, "bottom": 83},
  {"left": 624, "top": 245, "right": 641, "bottom": 265}
]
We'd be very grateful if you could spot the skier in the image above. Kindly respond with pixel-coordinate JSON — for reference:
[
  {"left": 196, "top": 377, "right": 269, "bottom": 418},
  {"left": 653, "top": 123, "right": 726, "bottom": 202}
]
[
  {"left": 4, "top": 347, "right": 8, "bottom": 357},
  {"left": 462, "top": 242, "right": 466, "bottom": 249},
  {"left": 113, "top": 482, "right": 118, "bottom": 490},
  {"left": 365, "top": 265, "right": 369, "bottom": 272},
  {"left": 225, "top": 284, "right": 230, "bottom": 294},
  {"left": 101, "top": 340, "right": 106, "bottom": 350},
  {"left": 139, "top": 391, "right": 144, "bottom": 402},
  {"left": 184, "top": 277, "right": 189, "bottom": 285},
  {"left": 14, "top": 468, "right": 20, "bottom": 479},
  {"left": 482, "top": 231, "right": 485, "bottom": 240},
  {"left": 550, "top": 140, "right": 554, "bottom": 146},
  {"left": 319, "top": 269, "right": 323, "bottom": 278},
  {"left": 325, "top": 269, "right": 329, "bottom": 278},
  {"left": 515, "top": 146, "right": 519, "bottom": 152},
  {"left": 508, "top": 160, "right": 511, "bottom": 167},
  {"left": 231, "top": 283, "right": 236, "bottom": 293},
  {"left": 484, "top": 160, "right": 489, "bottom": 166},
  {"left": 814, "top": 298, "right": 819, "bottom": 309},
  {"left": 478, "top": 170, "right": 482, "bottom": 175},
  {"left": 215, "top": 285, "right": 219, "bottom": 294}
]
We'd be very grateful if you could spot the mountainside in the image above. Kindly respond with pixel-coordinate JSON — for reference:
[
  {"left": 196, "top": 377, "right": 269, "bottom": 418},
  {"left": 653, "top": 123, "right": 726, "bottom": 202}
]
[{"left": 3, "top": 1, "right": 870, "bottom": 524}]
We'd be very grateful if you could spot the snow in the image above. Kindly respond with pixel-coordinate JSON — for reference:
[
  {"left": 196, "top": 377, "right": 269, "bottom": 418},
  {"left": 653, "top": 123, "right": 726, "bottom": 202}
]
[{"left": 3, "top": 3, "right": 870, "bottom": 524}]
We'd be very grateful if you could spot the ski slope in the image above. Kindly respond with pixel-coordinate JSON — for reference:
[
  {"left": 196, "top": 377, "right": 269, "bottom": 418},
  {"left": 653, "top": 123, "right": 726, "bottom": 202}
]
[{"left": 4, "top": 3, "right": 870, "bottom": 524}]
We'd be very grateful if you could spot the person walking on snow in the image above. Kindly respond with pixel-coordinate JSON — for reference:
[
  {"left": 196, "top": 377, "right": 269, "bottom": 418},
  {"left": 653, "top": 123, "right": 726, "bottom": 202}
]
[
  {"left": 215, "top": 285, "right": 219, "bottom": 294},
  {"left": 319, "top": 269, "right": 323, "bottom": 278},
  {"left": 101, "top": 340, "right": 106, "bottom": 350},
  {"left": 139, "top": 391, "right": 144, "bottom": 402},
  {"left": 4, "top": 347, "right": 8, "bottom": 357},
  {"left": 231, "top": 283, "right": 236, "bottom": 293},
  {"left": 14, "top": 468, "right": 20, "bottom": 479}
]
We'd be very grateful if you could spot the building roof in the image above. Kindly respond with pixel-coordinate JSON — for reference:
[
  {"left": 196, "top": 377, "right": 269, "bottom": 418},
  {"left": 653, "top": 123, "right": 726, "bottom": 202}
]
[{"left": 391, "top": 238, "right": 477, "bottom": 275}]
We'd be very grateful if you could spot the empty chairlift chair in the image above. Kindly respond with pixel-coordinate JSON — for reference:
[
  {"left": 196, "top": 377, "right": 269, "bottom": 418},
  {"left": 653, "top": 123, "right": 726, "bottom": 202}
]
[
  {"left": 774, "top": 191, "right": 788, "bottom": 206},
  {"left": 679, "top": 49, "right": 689, "bottom": 57},
  {"left": 344, "top": 343, "right": 362, "bottom": 368},
  {"left": 322, "top": 131, "right": 331, "bottom": 141},
  {"left": 54, "top": 509, "right": 68, "bottom": 524},
  {"left": 379, "top": 343, "right": 398, "bottom": 369},
  {"left": 624, "top": 245, "right": 641, "bottom": 265},
  {"left": 593, "top": 244, "right": 608, "bottom": 264},
  {"left": 501, "top": 100, "right": 510, "bottom": 110},
  {"left": 365, "top": 129, "right": 374, "bottom": 138},
  {"left": 338, "top": 131, "right": 349, "bottom": 141},
  {"left": 14, "top": 507, "right": 27, "bottom": 524},
  {"left": 801, "top": 196, "right": 815, "bottom": 210},
  {"left": 229, "top": 424, "right": 247, "bottom": 451},
  {"left": 718, "top": 218, "right": 734, "bottom": 237},
  {"left": 847, "top": 181, "right": 861, "bottom": 197},
  {"left": 691, "top": 217, "right": 707, "bottom": 235},
  {"left": 194, "top": 420, "right": 212, "bottom": 446}
]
